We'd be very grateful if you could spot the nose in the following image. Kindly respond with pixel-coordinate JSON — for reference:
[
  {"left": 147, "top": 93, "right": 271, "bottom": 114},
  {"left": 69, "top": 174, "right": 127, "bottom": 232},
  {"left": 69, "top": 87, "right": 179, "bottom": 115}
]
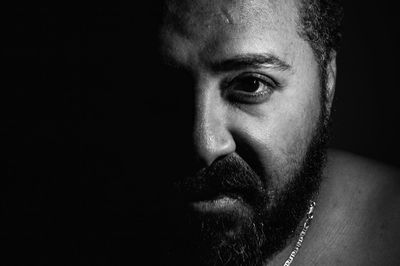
[{"left": 193, "top": 87, "right": 236, "bottom": 167}]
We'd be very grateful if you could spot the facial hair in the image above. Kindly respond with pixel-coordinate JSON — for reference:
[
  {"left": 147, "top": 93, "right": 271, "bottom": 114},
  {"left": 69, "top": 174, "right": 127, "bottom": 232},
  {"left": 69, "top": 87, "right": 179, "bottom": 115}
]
[{"left": 159, "top": 105, "right": 329, "bottom": 266}]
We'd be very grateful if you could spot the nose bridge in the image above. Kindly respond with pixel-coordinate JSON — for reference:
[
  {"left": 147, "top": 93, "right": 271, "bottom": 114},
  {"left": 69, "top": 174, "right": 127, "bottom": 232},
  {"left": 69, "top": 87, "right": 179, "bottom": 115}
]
[{"left": 193, "top": 82, "right": 236, "bottom": 166}]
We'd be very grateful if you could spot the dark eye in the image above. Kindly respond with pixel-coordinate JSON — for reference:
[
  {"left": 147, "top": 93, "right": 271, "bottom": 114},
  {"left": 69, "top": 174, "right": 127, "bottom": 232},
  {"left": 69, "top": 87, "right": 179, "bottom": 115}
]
[
  {"left": 236, "top": 77, "right": 267, "bottom": 93},
  {"left": 225, "top": 74, "right": 277, "bottom": 104}
]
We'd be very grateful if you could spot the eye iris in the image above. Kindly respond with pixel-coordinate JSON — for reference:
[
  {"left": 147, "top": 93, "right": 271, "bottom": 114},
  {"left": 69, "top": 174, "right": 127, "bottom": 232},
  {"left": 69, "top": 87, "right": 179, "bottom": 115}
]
[{"left": 241, "top": 78, "right": 261, "bottom": 93}]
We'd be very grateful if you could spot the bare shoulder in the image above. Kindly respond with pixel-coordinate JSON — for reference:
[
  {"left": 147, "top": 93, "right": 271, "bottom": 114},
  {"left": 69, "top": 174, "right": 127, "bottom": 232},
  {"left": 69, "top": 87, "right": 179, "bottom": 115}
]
[
  {"left": 318, "top": 149, "right": 400, "bottom": 264},
  {"left": 325, "top": 149, "right": 400, "bottom": 203},
  {"left": 325, "top": 149, "right": 400, "bottom": 218},
  {"left": 326, "top": 149, "right": 400, "bottom": 185}
]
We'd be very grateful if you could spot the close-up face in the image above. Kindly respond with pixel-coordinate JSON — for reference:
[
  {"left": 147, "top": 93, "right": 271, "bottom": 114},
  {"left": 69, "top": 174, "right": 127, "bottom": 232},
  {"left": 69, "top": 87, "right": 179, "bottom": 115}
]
[
  {"left": 156, "top": 0, "right": 334, "bottom": 265},
  {"left": 160, "top": 0, "right": 324, "bottom": 187}
]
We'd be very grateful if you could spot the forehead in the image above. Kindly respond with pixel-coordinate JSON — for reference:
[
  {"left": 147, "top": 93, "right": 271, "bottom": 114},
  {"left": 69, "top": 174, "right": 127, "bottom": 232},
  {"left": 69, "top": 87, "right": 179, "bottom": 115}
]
[
  {"left": 160, "top": 0, "right": 303, "bottom": 65},
  {"left": 163, "top": 0, "right": 298, "bottom": 37}
]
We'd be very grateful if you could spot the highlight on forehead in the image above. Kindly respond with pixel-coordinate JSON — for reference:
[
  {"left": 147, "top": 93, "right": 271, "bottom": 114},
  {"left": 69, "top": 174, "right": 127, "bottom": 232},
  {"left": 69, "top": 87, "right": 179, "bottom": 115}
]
[
  {"left": 163, "top": 0, "right": 240, "bottom": 36},
  {"left": 162, "top": 0, "right": 300, "bottom": 37}
]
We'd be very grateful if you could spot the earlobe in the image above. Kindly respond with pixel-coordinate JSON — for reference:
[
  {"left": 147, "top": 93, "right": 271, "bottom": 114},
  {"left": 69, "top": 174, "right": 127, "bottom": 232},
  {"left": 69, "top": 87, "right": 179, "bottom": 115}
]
[{"left": 325, "top": 51, "right": 337, "bottom": 117}]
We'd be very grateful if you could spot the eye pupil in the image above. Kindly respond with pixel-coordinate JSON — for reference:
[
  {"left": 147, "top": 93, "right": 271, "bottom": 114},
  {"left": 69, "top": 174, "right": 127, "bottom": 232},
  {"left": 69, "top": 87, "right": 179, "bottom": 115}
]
[{"left": 241, "top": 78, "right": 260, "bottom": 92}]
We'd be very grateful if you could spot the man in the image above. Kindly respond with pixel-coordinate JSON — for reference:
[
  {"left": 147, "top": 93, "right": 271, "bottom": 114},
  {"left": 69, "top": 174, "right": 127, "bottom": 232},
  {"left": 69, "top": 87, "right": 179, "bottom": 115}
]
[
  {"left": 144, "top": 0, "right": 400, "bottom": 265},
  {"left": 0, "top": 1, "right": 398, "bottom": 265}
]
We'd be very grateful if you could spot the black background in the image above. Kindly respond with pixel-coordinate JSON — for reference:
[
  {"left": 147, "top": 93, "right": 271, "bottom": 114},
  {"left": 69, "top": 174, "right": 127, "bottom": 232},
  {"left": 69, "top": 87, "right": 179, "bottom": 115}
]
[
  {"left": 331, "top": 1, "right": 399, "bottom": 167},
  {"left": 1, "top": 1, "right": 399, "bottom": 265}
]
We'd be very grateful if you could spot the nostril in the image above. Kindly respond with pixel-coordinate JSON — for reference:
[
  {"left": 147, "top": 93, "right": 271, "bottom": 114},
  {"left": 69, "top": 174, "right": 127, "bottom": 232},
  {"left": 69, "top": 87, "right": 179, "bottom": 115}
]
[
  {"left": 193, "top": 125, "right": 236, "bottom": 167},
  {"left": 191, "top": 98, "right": 236, "bottom": 167}
]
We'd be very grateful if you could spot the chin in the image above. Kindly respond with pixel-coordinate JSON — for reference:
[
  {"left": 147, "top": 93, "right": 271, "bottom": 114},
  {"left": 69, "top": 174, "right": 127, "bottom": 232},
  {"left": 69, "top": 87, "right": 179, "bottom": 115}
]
[{"left": 160, "top": 108, "right": 329, "bottom": 266}]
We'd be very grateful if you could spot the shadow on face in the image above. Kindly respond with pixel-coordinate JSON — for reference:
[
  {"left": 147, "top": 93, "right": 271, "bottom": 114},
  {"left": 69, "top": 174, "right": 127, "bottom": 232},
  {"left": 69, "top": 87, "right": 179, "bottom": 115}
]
[
  {"left": 142, "top": 0, "right": 329, "bottom": 265},
  {"left": 1, "top": 1, "right": 330, "bottom": 265}
]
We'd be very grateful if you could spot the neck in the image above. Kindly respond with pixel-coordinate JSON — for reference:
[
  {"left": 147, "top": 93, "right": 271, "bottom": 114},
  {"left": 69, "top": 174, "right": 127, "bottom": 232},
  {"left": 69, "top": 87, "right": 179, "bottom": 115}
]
[
  {"left": 276, "top": 159, "right": 347, "bottom": 265},
  {"left": 262, "top": 200, "right": 316, "bottom": 266}
]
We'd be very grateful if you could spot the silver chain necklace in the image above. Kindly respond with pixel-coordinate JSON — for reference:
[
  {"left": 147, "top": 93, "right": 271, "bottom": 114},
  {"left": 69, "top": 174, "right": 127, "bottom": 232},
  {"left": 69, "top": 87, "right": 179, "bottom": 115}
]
[{"left": 283, "top": 200, "right": 316, "bottom": 266}]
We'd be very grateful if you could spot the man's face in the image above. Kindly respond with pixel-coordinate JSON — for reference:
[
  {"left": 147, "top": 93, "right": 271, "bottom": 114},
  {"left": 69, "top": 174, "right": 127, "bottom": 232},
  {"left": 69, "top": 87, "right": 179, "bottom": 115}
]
[{"left": 155, "top": 0, "right": 330, "bottom": 265}]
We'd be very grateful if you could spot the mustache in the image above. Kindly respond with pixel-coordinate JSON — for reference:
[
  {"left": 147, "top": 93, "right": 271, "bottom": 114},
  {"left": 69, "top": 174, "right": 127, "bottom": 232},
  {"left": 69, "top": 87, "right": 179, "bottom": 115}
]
[{"left": 173, "top": 154, "right": 268, "bottom": 208}]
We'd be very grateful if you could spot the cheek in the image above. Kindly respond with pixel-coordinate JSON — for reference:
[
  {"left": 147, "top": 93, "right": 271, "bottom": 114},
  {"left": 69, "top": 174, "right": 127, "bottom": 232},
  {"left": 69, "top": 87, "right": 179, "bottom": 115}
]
[
  {"left": 272, "top": 90, "right": 321, "bottom": 157},
  {"left": 263, "top": 57, "right": 322, "bottom": 183},
  {"left": 232, "top": 79, "right": 322, "bottom": 186}
]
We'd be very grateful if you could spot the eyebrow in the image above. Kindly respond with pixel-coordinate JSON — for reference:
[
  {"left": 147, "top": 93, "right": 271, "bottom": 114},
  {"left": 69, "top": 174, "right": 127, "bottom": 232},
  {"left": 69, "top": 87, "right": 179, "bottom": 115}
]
[{"left": 208, "top": 53, "right": 292, "bottom": 73}]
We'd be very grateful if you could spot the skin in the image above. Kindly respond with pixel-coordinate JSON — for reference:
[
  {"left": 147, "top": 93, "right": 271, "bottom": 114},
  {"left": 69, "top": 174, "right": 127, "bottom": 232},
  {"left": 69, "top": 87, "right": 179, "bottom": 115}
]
[
  {"left": 159, "top": 0, "right": 400, "bottom": 264},
  {"left": 161, "top": 0, "right": 324, "bottom": 190},
  {"left": 298, "top": 151, "right": 400, "bottom": 265}
]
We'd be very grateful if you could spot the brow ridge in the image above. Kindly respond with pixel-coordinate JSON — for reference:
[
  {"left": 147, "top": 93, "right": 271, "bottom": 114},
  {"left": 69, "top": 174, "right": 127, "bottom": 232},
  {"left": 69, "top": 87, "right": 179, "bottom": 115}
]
[{"left": 209, "top": 53, "right": 292, "bottom": 73}]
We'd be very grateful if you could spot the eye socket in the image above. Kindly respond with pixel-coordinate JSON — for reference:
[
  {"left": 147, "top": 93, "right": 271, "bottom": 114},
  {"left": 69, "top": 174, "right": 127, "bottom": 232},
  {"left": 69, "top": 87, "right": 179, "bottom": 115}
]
[{"left": 224, "top": 73, "right": 278, "bottom": 104}]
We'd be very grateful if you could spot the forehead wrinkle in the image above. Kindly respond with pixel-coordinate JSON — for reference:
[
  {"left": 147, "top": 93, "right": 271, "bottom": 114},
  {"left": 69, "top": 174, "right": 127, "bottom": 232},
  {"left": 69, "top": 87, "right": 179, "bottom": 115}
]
[
  {"left": 164, "top": 0, "right": 242, "bottom": 38},
  {"left": 161, "top": 0, "right": 304, "bottom": 74},
  {"left": 163, "top": 0, "right": 299, "bottom": 38},
  {"left": 220, "top": 5, "right": 234, "bottom": 24}
]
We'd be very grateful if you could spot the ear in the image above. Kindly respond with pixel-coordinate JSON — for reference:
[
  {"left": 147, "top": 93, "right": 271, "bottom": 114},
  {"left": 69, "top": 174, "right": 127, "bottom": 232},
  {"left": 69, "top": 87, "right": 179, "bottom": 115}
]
[{"left": 324, "top": 51, "right": 337, "bottom": 117}]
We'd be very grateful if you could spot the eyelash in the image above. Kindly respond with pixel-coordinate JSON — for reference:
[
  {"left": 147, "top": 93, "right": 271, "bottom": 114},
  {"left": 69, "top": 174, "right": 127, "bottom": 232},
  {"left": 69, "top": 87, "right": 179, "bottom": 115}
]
[{"left": 223, "top": 73, "right": 279, "bottom": 104}]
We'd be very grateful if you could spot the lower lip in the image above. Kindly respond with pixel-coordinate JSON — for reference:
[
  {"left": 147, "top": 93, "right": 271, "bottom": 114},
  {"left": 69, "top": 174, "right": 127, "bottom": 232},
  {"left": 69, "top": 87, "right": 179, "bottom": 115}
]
[{"left": 191, "top": 196, "right": 248, "bottom": 213}]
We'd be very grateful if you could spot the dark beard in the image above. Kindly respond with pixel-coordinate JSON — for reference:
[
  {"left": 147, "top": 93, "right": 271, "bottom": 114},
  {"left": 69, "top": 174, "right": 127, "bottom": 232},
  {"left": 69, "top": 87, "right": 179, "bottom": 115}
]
[{"left": 159, "top": 111, "right": 329, "bottom": 266}]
